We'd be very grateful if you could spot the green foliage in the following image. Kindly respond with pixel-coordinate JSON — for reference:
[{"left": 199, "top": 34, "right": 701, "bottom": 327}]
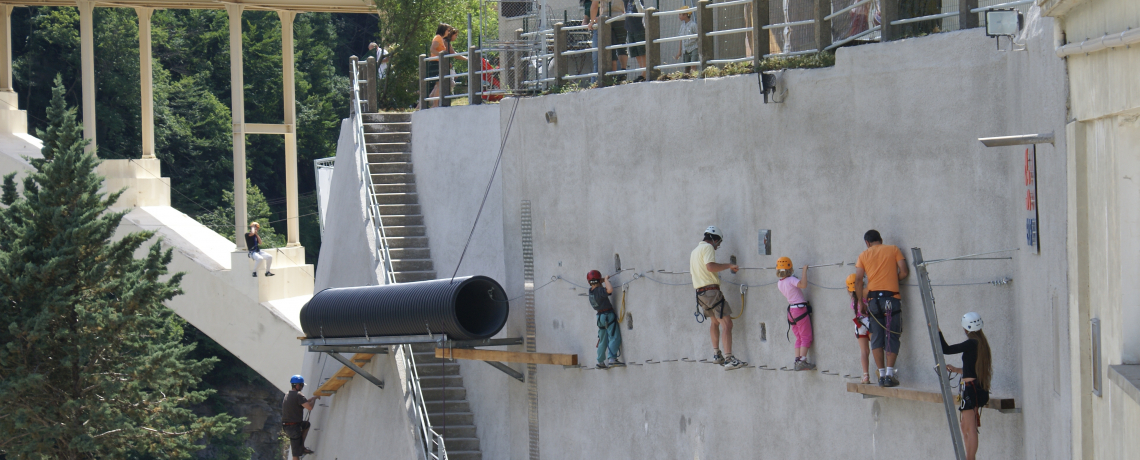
[
  {"left": 0, "top": 77, "right": 243, "bottom": 459},
  {"left": 196, "top": 179, "right": 286, "bottom": 249},
  {"left": 755, "top": 52, "right": 836, "bottom": 72}
]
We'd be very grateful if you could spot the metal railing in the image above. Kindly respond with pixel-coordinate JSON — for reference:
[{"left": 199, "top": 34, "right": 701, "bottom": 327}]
[
  {"left": 350, "top": 57, "right": 396, "bottom": 285},
  {"left": 401, "top": 344, "right": 449, "bottom": 460}
]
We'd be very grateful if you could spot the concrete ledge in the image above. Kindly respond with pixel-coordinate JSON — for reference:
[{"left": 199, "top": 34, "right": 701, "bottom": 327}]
[
  {"left": 1109, "top": 365, "right": 1140, "bottom": 406},
  {"left": 847, "top": 382, "right": 1017, "bottom": 412}
]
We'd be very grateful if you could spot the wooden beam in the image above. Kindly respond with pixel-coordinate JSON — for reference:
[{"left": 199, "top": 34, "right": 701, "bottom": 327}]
[
  {"left": 436, "top": 347, "right": 578, "bottom": 366},
  {"left": 244, "top": 123, "right": 293, "bottom": 135},
  {"left": 846, "top": 382, "right": 1016, "bottom": 410},
  {"left": 313, "top": 353, "right": 375, "bottom": 397}
]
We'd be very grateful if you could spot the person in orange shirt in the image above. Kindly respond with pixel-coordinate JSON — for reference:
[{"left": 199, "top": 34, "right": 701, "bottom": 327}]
[
  {"left": 427, "top": 24, "right": 468, "bottom": 108},
  {"left": 853, "top": 229, "right": 908, "bottom": 387}
]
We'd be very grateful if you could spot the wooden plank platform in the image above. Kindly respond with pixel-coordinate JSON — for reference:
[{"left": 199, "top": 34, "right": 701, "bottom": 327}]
[
  {"left": 436, "top": 348, "right": 578, "bottom": 366},
  {"left": 313, "top": 353, "right": 375, "bottom": 397},
  {"left": 846, "top": 382, "right": 1017, "bottom": 411}
]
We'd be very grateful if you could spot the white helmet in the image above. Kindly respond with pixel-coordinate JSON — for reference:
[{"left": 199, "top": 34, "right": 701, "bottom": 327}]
[
  {"left": 962, "top": 312, "right": 983, "bottom": 332},
  {"left": 704, "top": 226, "right": 722, "bottom": 239}
]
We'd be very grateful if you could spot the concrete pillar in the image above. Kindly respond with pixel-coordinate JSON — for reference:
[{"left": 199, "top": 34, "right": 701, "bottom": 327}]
[
  {"left": 77, "top": 0, "right": 96, "bottom": 154},
  {"left": 751, "top": 0, "right": 768, "bottom": 65},
  {"left": 552, "top": 23, "right": 566, "bottom": 87},
  {"left": 881, "top": 0, "right": 899, "bottom": 41},
  {"left": 418, "top": 54, "right": 427, "bottom": 109},
  {"left": 597, "top": 17, "right": 612, "bottom": 87},
  {"left": 227, "top": 3, "right": 247, "bottom": 249},
  {"left": 512, "top": 29, "right": 524, "bottom": 91},
  {"left": 0, "top": 5, "right": 13, "bottom": 93},
  {"left": 959, "top": 0, "right": 979, "bottom": 30},
  {"left": 365, "top": 55, "right": 377, "bottom": 112},
  {"left": 439, "top": 49, "right": 451, "bottom": 107},
  {"left": 468, "top": 46, "right": 481, "bottom": 105},
  {"left": 645, "top": 8, "right": 660, "bottom": 82},
  {"left": 814, "top": 0, "right": 831, "bottom": 52},
  {"left": 696, "top": 0, "right": 713, "bottom": 71},
  {"left": 279, "top": 10, "right": 300, "bottom": 248},
  {"left": 136, "top": 7, "right": 155, "bottom": 159}
]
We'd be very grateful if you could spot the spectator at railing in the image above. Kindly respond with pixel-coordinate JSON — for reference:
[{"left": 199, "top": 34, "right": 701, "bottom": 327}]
[
  {"left": 369, "top": 42, "right": 390, "bottom": 79},
  {"left": 581, "top": 0, "right": 597, "bottom": 82},
  {"left": 624, "top": 0, "right": 647, "bottom": 82},
  {"left": 589, "top": 0, "right": 628, "bottom": 81},
  {"left": 674, "top": 9, "right": 698, "bottom": 73},
  {"left": 427, "top": 24, "right": 467, "bottom": 108}
]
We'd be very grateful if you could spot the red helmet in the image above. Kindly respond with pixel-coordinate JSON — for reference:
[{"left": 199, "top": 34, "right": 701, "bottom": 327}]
[{"left": 586, "top": 270, "right": 603, "bottom": 282}]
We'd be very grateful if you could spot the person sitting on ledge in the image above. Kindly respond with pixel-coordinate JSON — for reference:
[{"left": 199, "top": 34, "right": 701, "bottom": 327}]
[{"left": 246, "top": 222, "right": 275, "bottom": 278}]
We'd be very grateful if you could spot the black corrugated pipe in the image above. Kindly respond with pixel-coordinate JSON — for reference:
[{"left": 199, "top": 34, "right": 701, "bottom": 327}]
[{"left": 300, "top": 276, "right": 509, "bottom": 340}]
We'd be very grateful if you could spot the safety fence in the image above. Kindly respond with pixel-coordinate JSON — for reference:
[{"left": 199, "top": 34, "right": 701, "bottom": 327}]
[
  {"left": 350, "top": 57, "right": 397, "bottom": 284},
  {"left": 417, "top": 0, "right": 1034, "bottom": 102}
]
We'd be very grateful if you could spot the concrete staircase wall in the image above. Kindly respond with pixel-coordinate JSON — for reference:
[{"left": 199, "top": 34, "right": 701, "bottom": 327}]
[{"left": 411, "top": 343, "right": 484, "bottom": 460}]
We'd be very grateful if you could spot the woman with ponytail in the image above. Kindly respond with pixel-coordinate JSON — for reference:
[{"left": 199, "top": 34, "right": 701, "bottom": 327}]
[{"left": 941, "top": 312, "right": 992, "bottom": 460}]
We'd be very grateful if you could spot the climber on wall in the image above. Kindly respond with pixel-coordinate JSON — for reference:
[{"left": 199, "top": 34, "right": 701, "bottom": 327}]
[
  {"left": 282, "top": 375, "right": 320, "bottom": 459},
  {"left": 690, "top": 226, "right": 746, "bottom": 370}
]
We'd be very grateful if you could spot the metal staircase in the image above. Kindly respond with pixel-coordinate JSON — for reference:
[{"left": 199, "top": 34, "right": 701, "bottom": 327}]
[{"left": 410, "top": 342, "right": 484, "bottom": 460}]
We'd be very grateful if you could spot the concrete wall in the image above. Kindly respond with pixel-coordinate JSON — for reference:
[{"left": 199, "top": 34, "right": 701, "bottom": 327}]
[{"left": 314, "top": 119, "right": 383, "bottom": 292}]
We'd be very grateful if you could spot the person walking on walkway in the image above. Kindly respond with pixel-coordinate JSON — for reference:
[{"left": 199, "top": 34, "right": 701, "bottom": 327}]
[
  {"left": 587, "top": 270, "right": 625, "bottom": 369},
  {"left": 690, "top": 226, "right": 746, "bottom": 370},
  {"left": 246, "top": 222, "right": 275, "bottom": 278},
  {"left": 853, "top": 229, "right": 907, "bottom": 387},
  {"left": 282, "top": 375, "right": 320, "bottom": 459},
  {"left": 777, "top": 257, "right": 814, "bottom": 370},
  {"left": 941, "top": 312, "right": 993, "bottom": 460}
]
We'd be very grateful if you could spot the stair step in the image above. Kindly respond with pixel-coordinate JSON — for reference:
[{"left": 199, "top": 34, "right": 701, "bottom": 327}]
[
  {"left": 363, "top": 112, "right": 411, "bottom": 123},
  {"left": 445, "top": 450, "right": 483, "bottom": 460},
  {"left": 368, "top": 152, "right": 412, "bottom": 163},
  {"left": 382, "top": 236, "right": 429, "bottom": 248},
  {"left": 387, "top": 247, "right": 431, "bottom": 259},
  {"left": 366, "top": 132, "right": 411, "bottom": 144},
  {"left": 391, "top": 258, "right": 433, "bottom": 271},
  {"left": 373, "top": 192, "right": 419, "bottom": 204},
  {"left": 443, "top": 437, "right": 481, "bottom": 452},
  {"left": 394, "top": 270, "right": 437, "bottom": 282},
  {"left": 421, "top": 387, "right": 466, "bottom": 401},
  {"left": 418, "top": 374, "right": 464, "bottom": 388},
  {"left": 376, "top": 204, "right": 421, "bottom": 215},
  {"left": 416, "top": 363, "right": 461, "bottom": 376},
  {"left": 429, "top": 411, "right": 474, "bottom": 426},
  {"left": 369, "top": 162, "right": 413, "bottom": 174},
  {"left": 434, "top": 425, "right": 476, "bottom": 439},
  {"left": 373, "top": 183, "right": 418, "bottom": 194},
  {"left": 363, "top": 122, "right": 412, "bottom": 133},
  {"left": 424, "top": 399, "right": 468, "bottom": 412},
  {"left": 371, "top": 172, "right": 415, "bottom": 184},
  {"left": 380, "top": 225, "right": 426, "bottom": 237},
  {"left": 377, "top": 214, "right": 424, "bottom": 226},
  {"left": 366, "top": 142, "right": 410, "bottom": 154}
]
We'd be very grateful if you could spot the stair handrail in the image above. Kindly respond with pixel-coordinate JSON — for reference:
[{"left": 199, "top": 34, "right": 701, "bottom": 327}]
[
  {"left": 350, "top": 57, "right": 397, "bottom": 285},
  {"left": 402, "top": 344, "right": 449, "bottom": 460}
]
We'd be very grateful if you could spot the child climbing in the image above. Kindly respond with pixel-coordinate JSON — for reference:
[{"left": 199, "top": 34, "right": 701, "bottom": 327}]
[
  {"left": 588, "top": 270, "right": 625, "bottom": 369},
  {"left": 847, "top": 273, "right": 872, "bottom": 383},
  {"left": 777, "top": 257, "right": 815, "bottom": 371},
  {"left": 941, "top": 312, "right": 993, "bottom": 460}
]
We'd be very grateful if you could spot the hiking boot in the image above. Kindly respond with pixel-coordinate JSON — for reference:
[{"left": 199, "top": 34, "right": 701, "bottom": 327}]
[
  {"left": 803, "top": 361, "right": 816, "bottom": 371},
  {"left": 712, "top": 350, "right": 725, "bottom": 365},
  {"left": 252, "top": 271, "right": 257, "bottom": 277},
  {"left": 794, "top": 360, "right": 811, "bottom": 371},
  {"left": 878, "top": 376, "right": 888, "bottom": 387},
  {"left": 596, "top": 361, "right": 608, "bottom": 369},
  {"left": 265, "top": 271, "right": 276, "bottom": 277},
  {"left": 606, "top": 358, "right": 625, "bottom": 368},
  {"left": 723, "top": 356, "right": 746, "bottom": 370},
  {"left": 885, "top": 375, "right": 899, "bottom": 387}
]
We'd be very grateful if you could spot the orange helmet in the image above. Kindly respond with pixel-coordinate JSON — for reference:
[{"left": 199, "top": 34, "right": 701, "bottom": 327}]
[
  {"left": 587, "top": 270, "right": 603, "bottom": 282},
  {"left": 846, "top": 273, "right": 858, "bottom": 292},
  {"left": 776, "top": 257, "right": 792, "bottom": 270}
]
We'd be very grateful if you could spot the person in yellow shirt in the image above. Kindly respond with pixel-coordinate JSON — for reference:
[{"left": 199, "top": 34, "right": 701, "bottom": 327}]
[
  {"left": 853, "top": 229, "right": 909, "bottom": 387},
  {"left": 690, "top": 226, "right": 745, "bottom": 370}
]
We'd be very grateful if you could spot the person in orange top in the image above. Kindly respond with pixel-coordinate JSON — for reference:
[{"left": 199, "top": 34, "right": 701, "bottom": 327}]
[
  {"left": 427, "top": 24, "right": 468, "bottom": 108},
  {"left": 853, "top": 229, "right": 908, "bottom": 387}
]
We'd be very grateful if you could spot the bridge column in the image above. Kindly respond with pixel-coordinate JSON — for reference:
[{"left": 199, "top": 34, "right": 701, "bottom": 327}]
[
  {"left": 279, "top": 10, "right": 300, "bottom": 248},
  {"left": 77, "top": 0, "right": 96, "bottom": 154},
  {"left": 227, "top": 3, "right": 247, "bottom": 249},
  {"left": 137, "top": 7, "right": 155, "bottom": 159},
  {"left": 0, "top": 5, "right": 13, "bottom": 93}
]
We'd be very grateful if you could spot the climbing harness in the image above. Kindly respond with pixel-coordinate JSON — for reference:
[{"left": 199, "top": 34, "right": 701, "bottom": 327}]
[
  {"left": 693, "top": 285, "right": 726, "bottom": 324},
  {"left": 785, "top": 302, "right": 813, "bottom": 342}
]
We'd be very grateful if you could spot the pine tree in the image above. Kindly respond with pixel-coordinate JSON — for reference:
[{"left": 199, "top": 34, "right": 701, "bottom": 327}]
[{"left": 0, "top": 76, "right": 243, "bottom": 459}]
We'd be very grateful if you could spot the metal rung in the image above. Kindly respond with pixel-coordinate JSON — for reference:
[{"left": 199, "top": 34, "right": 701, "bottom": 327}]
[
  {"left": 653, "top": 6, "right": 696, "bottom": 16},
  {"left": 707, "top": 26, "right": 753, "bottom": 37},
  {"left": 890, "top": 11, "right": 958, "bottom": 26},
  {"left": 561, "top": 47, "right": 598, "bottom": 56},
  {"left": 706, "top": 57, "right": 753, "bottom": 65},
  {"left": 563, "top": 72, "right": 599, "bottom": 80},
  {"left": 604, "top": 67, "right": 647, "bottom": 76},
  {"left": 763, "top": 49, "right": 819, "bottom": 58},
  {"left": 826, "top": 25, "right": 881, "bottom": 50},
  {"left": 654, "top": 62, "right": 698, "bottom": 71},
  {"left": 605, "top": 40, "right": 646, "bottom": 51},
  {"left": 825, "top": 0, "right": 873, "bottom": 21},
  {"left": 706, "top": 0, "right": 752, "bottom": 8},
  {"left": 655, "top": 34, "right": 698, "bottom": 44},
  {"left": 763, "top": 19, "right": 815, "bottom": 30}
]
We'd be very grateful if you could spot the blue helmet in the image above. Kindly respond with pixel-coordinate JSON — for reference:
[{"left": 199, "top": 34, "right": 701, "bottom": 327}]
[{"left": 290, "top": 375, "right": 305, "bottom": 385}]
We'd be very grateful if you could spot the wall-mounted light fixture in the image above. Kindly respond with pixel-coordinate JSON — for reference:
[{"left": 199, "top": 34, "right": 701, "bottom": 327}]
[{"left": 986, "top": 9, "right": 1024, "bottom": 51}]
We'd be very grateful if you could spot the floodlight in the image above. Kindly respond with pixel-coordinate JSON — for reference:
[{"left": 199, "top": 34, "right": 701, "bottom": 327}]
[{"left": 985, "top": 9, "right": 1022, "bottom": 37}]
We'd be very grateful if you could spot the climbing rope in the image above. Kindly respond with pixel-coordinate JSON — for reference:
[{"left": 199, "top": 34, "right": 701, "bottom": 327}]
[
  {"left": 731, "top": 284, "right": 747, "bottom": 320},
  {"left": 617, "top": 283, "right": 628, "bottom": 323}
]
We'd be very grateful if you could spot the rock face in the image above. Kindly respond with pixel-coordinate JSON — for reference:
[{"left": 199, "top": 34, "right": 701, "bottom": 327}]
[{"left": 194, "top": 379, "right": 285, "bottom": 460}]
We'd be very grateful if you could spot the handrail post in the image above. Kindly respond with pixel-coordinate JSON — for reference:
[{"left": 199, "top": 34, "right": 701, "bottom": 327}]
[
  {"left": 439, "top": 51, "right": 451, "bottom": 107},
  {"left": 553, "top": 22, "right": 567, "bottom": 87},
  {"left": 512, "top": 29, "right": 525, "bottom": 92},
  {"left": 959, "top": 0, "right": 979, "bottom": 29},
  {"left": 814, "top": 0, "right": 831, "bottom": 52},
  {"left": 350, "top": 55, "right": 360, "bottom": 114},
  {"left": 645, "top": 8, "right": 661, "bottom": 81},
  {"left": 696, "top": 0, "right": 713, "bottom": 72},
  {"left": 365, "top": 55, "right": 378, "bottom": 113},
  {"left": 752, "top": 0, "right": 769, "bottom": 67},
  {"left": 418, "top": 54, "right": 427, "bottom": 110},
  {"left": 469, "top": 45, "right": 482, "bottom": 105},
  {"left": 597, "top": 17, "right": 613, "bottom": 87},
  {"left": 881, "top": 0, "right": 899, "bottom": 41}
]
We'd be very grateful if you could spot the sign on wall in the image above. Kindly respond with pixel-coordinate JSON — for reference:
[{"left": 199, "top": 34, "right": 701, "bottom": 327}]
[{"left": 1025, "top": 146, "right": 1040, "bottom": 254}]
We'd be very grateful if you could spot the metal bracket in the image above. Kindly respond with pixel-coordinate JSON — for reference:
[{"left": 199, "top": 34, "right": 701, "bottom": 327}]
[
  {"left": 326, "top": 352, "right": 384, "bottom": 389},
  {"left": 484, "top": 360, "right": 525, "bottom": 382},
  {"left": 308, "top": 345, "right": 390, "bottom": 354},
  {"left": 861, "top": 394, "right": 881, "bottom": 400},
  {"left": 301, "top": 334, "right": 447, "bottom": 347},
  {"left": 445, "top": 337, "right": 525, "bottom": 349}
]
